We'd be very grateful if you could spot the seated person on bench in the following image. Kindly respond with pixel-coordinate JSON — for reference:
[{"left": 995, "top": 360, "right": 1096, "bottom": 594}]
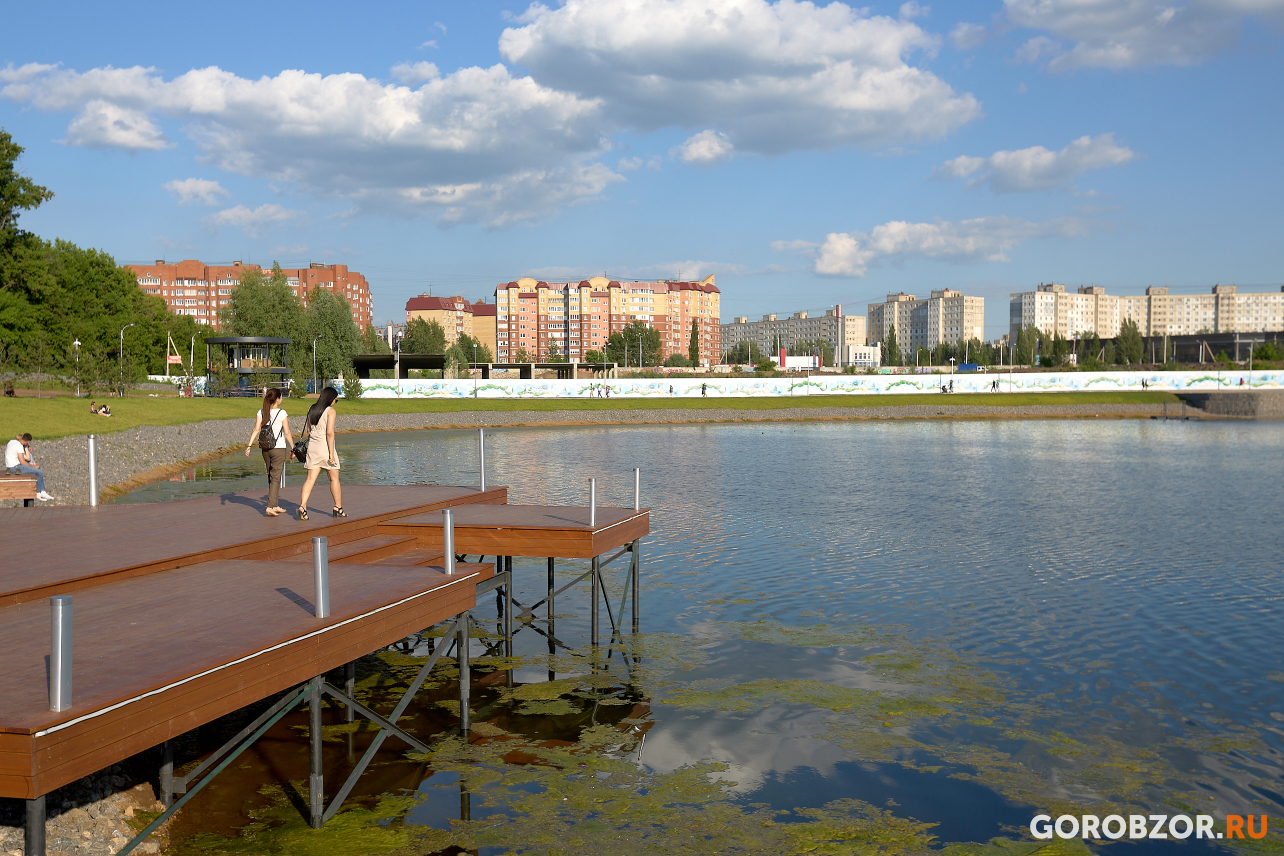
[{"left": 4, "top": 433, "right": 54, "bottom": 502}]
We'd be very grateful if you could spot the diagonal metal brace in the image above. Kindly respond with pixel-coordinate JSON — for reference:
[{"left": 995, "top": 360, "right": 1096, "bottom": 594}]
[
  {"left": 119, "top": 683, "right": 311, "bottom": 855},
  {"left": 172, "top": 685, "right": 307, "bottom": 795},
  {"left": 519, "top": 567, "right": 594, "bottom": 618},
  {"left": 321, "top": 618, "right": 458, "bottom": 824},
  {"left": 597, "top": 544, "right": 633, "bottom": 569},
  {"left": 320, "top": 682, "right": 431, "bottom": 753}
]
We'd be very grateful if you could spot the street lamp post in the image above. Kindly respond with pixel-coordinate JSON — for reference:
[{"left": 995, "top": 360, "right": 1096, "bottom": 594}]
[
  {"left": 473, "top": 343, "right": 479, "bottom": 398},
  {"left": 312, "top": 334, "right": 323, "bottom": 395},
  {"left": 118, "top": 323, "right": 135, "bottom": 396},
  {"left": 949, "top": 357, "right": 956, "bottom": 375},
  {"left": 637, "top": 332, "right": 643, "bottom": 368},
  {"left": 73, "top": 339, "right": 81, "bottom": 397}
]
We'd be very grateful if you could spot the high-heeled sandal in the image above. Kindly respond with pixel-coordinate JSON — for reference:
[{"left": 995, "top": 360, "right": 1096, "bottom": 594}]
[
  {"left": 332, "top": 506, "right": 347, "bottom": 518},
  {"left": 298, "top": 507, "right": 309, "bottom": 521}
]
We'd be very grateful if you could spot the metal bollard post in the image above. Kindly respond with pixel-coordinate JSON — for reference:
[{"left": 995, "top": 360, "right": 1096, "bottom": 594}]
[
  {"left": 312, "top": 537, "right": 330, "bottom": 619},
  {"left": 87, "top": 435, "right": 99, "bottom": 507},
  {"left": 50, "top": 596, "right": 73, "bottom": 711},
  {"left": 589, "top": 478, "right": 596, "bottom": 528},
  {"left": 443, "top": 509, "right": 455, "bottom": 575},
  {"left": 478, "top": 429, "right": 486, "bottom": 492},
  {"left": 633, "top": 467, "right": 640, "bottom": 511}
]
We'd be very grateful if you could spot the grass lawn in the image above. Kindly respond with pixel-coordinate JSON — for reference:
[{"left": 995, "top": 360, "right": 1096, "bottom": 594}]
[{"left": 1, "top": 391, "right": 1181, "bottom": 441}]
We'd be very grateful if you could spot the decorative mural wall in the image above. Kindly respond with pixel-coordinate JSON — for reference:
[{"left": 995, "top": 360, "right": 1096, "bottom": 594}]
[{"left": 343, "top": 370, "right": 1284, "bottom": 399}]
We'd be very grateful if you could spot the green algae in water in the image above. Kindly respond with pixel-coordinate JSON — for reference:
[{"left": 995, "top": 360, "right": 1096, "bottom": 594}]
[{"left": 666, "top": 678, "right": 949, "bottom": 718}]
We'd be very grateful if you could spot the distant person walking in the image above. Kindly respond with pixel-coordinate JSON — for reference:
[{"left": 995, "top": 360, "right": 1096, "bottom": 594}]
[
  {"left": 701, "top": 382, "right": 707, "bottom": 397},
  {"left": 244, "top": 388, "right": 293, "bottom": 517},
  {"left": 298, "top": 386, "right": 343, "bottom": 520},
  {"left": 5, "top": 433, "right": 54, "bottom": 501}
]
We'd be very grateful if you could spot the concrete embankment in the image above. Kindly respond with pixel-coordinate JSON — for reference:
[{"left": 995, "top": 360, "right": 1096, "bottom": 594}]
[
  {"left": 1180, "top": 390, "right": 1284, "bottom": 419},
  {"left": 5, "top": 401, "right": 1185, "bottom": 508}
]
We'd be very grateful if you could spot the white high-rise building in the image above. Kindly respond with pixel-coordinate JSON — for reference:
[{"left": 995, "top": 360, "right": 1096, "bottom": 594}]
[{"left": 866, "top": 290, "right": 985, "bottom": 355}]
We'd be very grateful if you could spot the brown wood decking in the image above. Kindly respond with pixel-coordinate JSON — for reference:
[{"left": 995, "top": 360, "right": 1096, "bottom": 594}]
[{"left": 379, "top": 504, "right": 651, "bottom": 558}]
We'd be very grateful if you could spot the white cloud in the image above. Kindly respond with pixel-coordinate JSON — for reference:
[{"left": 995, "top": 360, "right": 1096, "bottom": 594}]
[
  {"left": 1014, "top": 35, "right": 1061, "bottom": 64},
  {"left": 617, "top": 156, "right": 643, "bottom": 171},
  {"left": 0, "top": 62, "right": 613, "bottom": 227},
  {"left": 206, "top": 203, "right": 301, "bottom": 236},
  {"left": 672, "top": 129, "right": 734, "bottom": 166},
  {"left": 769, "top": 238, "right": 819, "bottom": 254},
  {"left": 390, "top": 61, "right": 440, "bottom": 86},
  {"left": 950, "top": 21, "right": 988, "bottom": 48},
  {"left": 900, "top": 2, "right": 930, "bottom": 19},
  {"left": 499, "top": 0, "right": 981, "bottom": 154},
  {"left": 796, "top": 216, "right": 1087, "bottom": 276},
  {"left": 419, "top": 40, "right": 439, "bottom": 49},
  {"left": 1001, "top": 0, "right": 1284, "bottom": 69},
  {"left": 65, "top": 99, "right": 168, "bottom": 150},
  {"left": 163, "top": 177, "right": 229, "bottom": 205},
  {"left": 936, "top": 133, "right": 1136, "bottom": 192}
]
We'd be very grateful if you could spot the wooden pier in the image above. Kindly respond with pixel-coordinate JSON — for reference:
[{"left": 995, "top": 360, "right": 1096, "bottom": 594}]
[{"left": 0, "top": 483, "right": 648, "bottom": 855}]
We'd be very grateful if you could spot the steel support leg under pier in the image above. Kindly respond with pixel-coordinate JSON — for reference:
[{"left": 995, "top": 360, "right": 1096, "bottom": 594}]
[
  {"left": 24, "top": 795, "right": 44, "bottom": 856},
  {"left": 159, "top": 740, "right": 174, "bottom": 808},
  {"left": 591, "top": 556, "right": 600, "bottom": 646},
  {"left": 631, "top": 540, "right": 640, "bottom": 633},
  {"left": 344, "top": 662, "right": 355, "bottom": 723},
  {"left": 458, "top": 611, "right": 471, "bottom": 735},
  {"left": 309, "top": 677, "right": 324, "bottom": 829},
  {"left": 548, "top": 557, "right": 555, "bottom": 617}
]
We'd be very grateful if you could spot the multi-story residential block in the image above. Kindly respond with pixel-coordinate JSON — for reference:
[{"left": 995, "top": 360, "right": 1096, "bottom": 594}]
[
  {"left": 720, "top": 308, "right": 865, "bottom": 364},
  {"left": 492, "top": 275, "right": 721, "bottom": 364},
  {"left": 471, "top": 302, "right": 497, "bottom": 357},
  {"left": 867, "top": 290, "right": 985, "bottom": 355},
  {"left": 404, "top": 295, "right": 479, "bottom": 346},
  {"left": 125, "top": 259, "right": 373, "bottom": 329},
  {"left": 1009, "top": 283, "right": 1284, "bottom": 339}
]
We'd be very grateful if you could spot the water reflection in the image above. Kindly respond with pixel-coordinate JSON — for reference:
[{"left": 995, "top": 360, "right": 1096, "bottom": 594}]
[{"left": 129, "top": 421, "right": 1284, "bottom": 854}]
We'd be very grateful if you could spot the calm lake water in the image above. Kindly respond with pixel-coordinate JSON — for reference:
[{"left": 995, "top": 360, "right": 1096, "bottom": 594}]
[{"left": 117, "top": 420, "right": 1284, "bottom": 854}]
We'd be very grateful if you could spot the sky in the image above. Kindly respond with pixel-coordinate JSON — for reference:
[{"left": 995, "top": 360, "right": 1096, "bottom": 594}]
[{"left": 2, "top": 0, "right": 1282, "bottom": 339}]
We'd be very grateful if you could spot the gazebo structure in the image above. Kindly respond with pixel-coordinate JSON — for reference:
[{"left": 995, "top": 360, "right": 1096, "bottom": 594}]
[{"left": 204, "top": 337, "right": 291, "bottom": 394}]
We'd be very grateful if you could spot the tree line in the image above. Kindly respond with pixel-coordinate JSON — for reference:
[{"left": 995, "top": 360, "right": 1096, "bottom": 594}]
[{"left": 877, "top": 318, "right": 1162, "bottom": 369}]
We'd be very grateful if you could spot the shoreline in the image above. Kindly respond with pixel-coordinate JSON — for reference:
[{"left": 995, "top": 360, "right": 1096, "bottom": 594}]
[{"left": 3, "top": 401, "right": 1202, "bottom": 506}]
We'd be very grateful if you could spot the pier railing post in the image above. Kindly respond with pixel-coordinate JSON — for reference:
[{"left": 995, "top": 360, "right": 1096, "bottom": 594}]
[
  {"left": 25, "top": 795, "right": 45, "bottom": 856},
  {"left": 309, "top": 679, "right": 324, "bottom": 828},
  {"left": 478, "top": 429, "right": 486, "bottom": 492},
  {"left": 312, "top": 537, "right": 330, "bottom": 619},
  {"left": 87, "top": 435, "right": 99, "bottom": 507},
  {"left": 589, "top": 478, "right": 596, "bottom": 528},
  {"left": 633, "top": 468, "right": 640, "bottom": 511},
  {"left": 458, "top": 611, "right": 470, "bottom": 735},
  {"left": 49, "top": 595, "right": 73, "bottom": 712},
  {"left": 443, "top": 510, "right": 455, "bottom": 575}
]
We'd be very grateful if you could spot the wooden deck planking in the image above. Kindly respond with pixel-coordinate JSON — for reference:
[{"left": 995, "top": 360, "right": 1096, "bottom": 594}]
[
  {"left": 378, "top": 505, "right": 650, "bottom": 559},
  {"left": 0, "top": 556, "right": 490, "bottom": 799},
  {"left": 0, "top": 485, "right": 507, "bottom": 606}
]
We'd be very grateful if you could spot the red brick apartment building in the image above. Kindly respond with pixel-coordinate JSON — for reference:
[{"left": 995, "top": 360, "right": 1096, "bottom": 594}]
[
  {"left": 124, "top": 260, "right": 373, "bottom": 329},
  {"left": 494, "top": 275, "right": 721, "bottom": 365}
]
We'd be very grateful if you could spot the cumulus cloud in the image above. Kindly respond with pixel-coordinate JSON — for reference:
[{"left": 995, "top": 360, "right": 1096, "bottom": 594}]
[
  {"left": 936, "top": 133, "right": 1136, "bottom": 192},
  {"left": 784, "top": 216, "right": 1087, "bottom": 276},
  {"left": 499, "top": 0, "right": 981, "bottom": 153},
  {"left": 1000, "top": 0, "right": 1284, "bottom": 69},
  {"left": 672, "top": 130, "right": 734, "bottom": 165},
  {"left": 163, "top": 178, "right": 229, "bottom": 205},
  {"left": 206, "top": 203, "right": 300, "bottom": 236},
  {"left": 0, "top": 61, "right": 613, "bottom": 226},
  {"left": 950, "top": 21, "right": 989, "bottom": 48},
  {"left": 390, "top": 61, "right": 440, "bottom": 86}
]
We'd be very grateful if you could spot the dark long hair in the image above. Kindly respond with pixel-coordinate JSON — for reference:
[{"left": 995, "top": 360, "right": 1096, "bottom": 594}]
[
  {"left": 307, "top": 386, "right": 339, "bottom": 427},
  {"left": 260, "top": 387, "right": 282, "bottom": 426}
]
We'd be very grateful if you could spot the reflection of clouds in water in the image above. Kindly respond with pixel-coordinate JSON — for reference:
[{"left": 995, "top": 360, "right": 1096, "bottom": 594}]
[{"left": 640, "top": 705, "right": 840, "bottom": 793}]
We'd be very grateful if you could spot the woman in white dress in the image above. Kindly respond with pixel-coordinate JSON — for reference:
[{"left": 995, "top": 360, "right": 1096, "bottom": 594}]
[{"left": 298, "top": 386, "right": 343, "bottom": 520}]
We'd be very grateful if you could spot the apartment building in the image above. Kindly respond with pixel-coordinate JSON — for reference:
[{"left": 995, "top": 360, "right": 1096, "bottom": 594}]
[
  {"left": 1009, "top": 283, "right": 1284, "bottom": 339},
  {"left": 720, "top": 308, "right": 865, "bottom": 363},
  {"left": 867, "top": 290, "right": 985, "bottom": 355},
  {"left": 126, "top": 260, "right": 373, "bottom": 329},
  {"left": 404, "top": 295, "right": 479, "bottom": 346},
  {"left": 492, "top": 275, "right": 721, "bottom": 364}
]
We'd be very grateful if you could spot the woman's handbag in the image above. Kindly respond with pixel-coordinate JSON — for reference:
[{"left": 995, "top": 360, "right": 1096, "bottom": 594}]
[{"left": 292, "top": 421, "right": 311, "bottom": 464}]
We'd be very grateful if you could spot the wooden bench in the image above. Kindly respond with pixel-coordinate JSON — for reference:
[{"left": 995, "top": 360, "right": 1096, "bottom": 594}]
[{"left": 0, "top": 473, "right": 38, "bottom": 506}]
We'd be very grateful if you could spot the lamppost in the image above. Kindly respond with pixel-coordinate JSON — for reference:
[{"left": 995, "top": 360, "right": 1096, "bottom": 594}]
[
  {"left": 118, "top": 323, "right": 134, "bottom": 395},
  {"left": 473, "top": 343, "right": 479, "bottom": 398},
  {"left": 312, "top": 334, "right": 323, "bottom": 394},
  {"left": 73, "top": 339, "right": 80, "bottom": 397},
  {"left": 949, "top": 357, "right": 956, "bottom": 375},
  {"left": 637, "top": 332, "right": 644, "bottom": 368}
]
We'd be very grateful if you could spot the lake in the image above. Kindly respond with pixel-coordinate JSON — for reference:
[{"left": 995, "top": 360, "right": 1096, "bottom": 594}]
[{"left": 117, "top": 419, "right": 1284, "bottom": 854}]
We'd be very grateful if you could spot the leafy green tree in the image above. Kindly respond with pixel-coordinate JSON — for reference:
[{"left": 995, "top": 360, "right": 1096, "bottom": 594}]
[
  {"left": 583, "top": 349, "right": 604, "bottom": 363},
  {"left": 665, "top": 353, "right": 691, "bottom": 367},
  {"left": 880, "top": 325, "right": 900, "bottom": 367},
  {"left": 724, "top": 340, "right": 756, "bottom": 364},
  {"left": 688, "top": 319, "right": 700, "bottom": 365},
  {"left": 306, "top": 287, "right": 361, "bottom": 384},
  {"left": 1116, "top": 318, "right": 1144, "bottom": 364},
  {"left": 1102, "top": 341, "right": 1117, "bottom": 365},
  {"left": 1015, "top": 326, "right": 1037, "bottom": 366},
  {"left": 604, "top": 322, "right": 660, "bottom": 367},
  {"left": 402, "top": 317, "right": 446, "bottom": 354},
  {"left": 544, "top": 341, "right": 566, "bottom": 363},
  {"left": 1253, "top": 341, "right": 1284, "bottom": 362},
  {"left": 512, "top": 347, "right": 532, "bottom": 363}
]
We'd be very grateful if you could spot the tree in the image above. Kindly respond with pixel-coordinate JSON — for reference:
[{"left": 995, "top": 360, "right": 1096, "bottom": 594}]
[
  {"left": 513, "top": 347, "right": 532, "bottom": 363},
  {"left": 545, "top": 341, "right": 566, "bottom": 363},
  {"left": 1015, "top": 326, "right": 1038, "bottom": 366},
  {"left": 688, "top": 319, "right": 700, "bottom": 365},
  {"left": 402, "top": 317, "right": 446, "bottom": 354},
  {"left": 1116, "top": 318, "right": 1144, "bottom": 365},
  {"left": 604, "top": 321, "right": 660, "bottom": 367},
  {"left": 724, "top": 341, "right": 755, "bottom": 365},
  {"left": 665, "top": 353, "right": 691, "bottom": 367},
  {"left": 306, "top": 287, "right": 362, "bottom": 385},
  {"left": 583, "top": 349, "right": 604, "bottom": 363},
  {"left": 880, "top": 325, "right": 901, "bottom": 367}
]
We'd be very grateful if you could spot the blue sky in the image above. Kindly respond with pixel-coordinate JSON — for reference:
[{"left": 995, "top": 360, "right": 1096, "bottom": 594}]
[{"left": 2, "top": 0, "right": 1281, "bottom": 339}]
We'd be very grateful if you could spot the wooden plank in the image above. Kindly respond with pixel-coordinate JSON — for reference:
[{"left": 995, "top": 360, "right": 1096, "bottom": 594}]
[{"left": 379, "top": 505, "right": 649, "bottom": 558}]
